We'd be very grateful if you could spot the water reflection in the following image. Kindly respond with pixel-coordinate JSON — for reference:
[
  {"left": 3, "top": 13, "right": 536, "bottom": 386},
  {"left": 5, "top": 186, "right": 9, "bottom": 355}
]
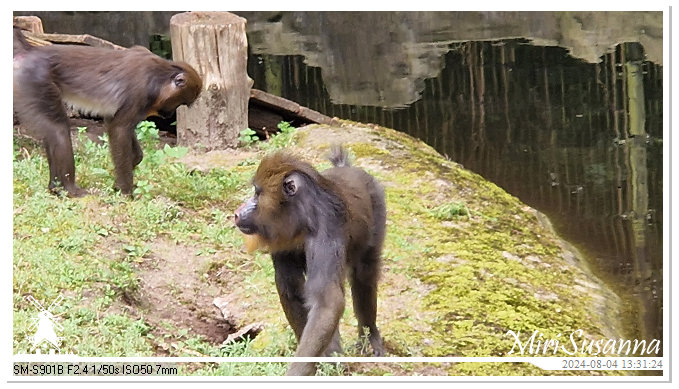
[
  {"left": 241, "top": 11, "right": 661, "bottom": 108},
  {"left": 241, "top": 11, "right": 663, "bottom": 346}
]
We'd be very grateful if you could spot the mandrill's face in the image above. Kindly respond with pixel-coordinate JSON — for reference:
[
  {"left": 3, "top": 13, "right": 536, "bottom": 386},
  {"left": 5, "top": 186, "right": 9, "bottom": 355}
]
[{"left": 234, "top": 152, "right": 315, "bottom": 254}]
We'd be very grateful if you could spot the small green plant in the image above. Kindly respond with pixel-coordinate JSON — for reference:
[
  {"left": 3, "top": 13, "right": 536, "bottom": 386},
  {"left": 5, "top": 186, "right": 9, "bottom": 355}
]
[
  {"left": 123, "top": 244, "right": 149, "bottom": 260},
  {"left": 163, "top": 144, "right": 188, "bottom": 159},
  {"left": 238, "top": 128, "right": 259, "bottom": 147},
  {"left": 136, "top": 120, "right": 160, "bottom": 147},
  {"left": 239, "top": 122, "right": 296, "bottom": 150},
  {"left": 93, "top": 224, "right": 112, "bottom": 237},
  {"left": 132, "top": 120, "right": 188, "bottom": 169},
  {"left": 133, "top": 179, "right": 153, "bottom": 199},
  {"left": 196, "top": 248, "right": 217, "bottom": 256},
  {"left": 277, "top": 121, "right": 294, "bottom": 132},
  {"left": 98, "top": 133, "right": 110, "bottom": 145},
  {"left": 430, "top": 201, "right": 470, "bottom": 220},
  {"left": 260, "top": 121, "right": 296, "bottom": 151}
]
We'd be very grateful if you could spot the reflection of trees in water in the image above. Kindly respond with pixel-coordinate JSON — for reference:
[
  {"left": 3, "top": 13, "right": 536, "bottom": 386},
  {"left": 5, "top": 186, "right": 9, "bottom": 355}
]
[
  {"left": 249, "top": 38, "right": 663, "bottom": 346},
  {"left": 243, "top": 11, "right": 662, "bottom": 108}
]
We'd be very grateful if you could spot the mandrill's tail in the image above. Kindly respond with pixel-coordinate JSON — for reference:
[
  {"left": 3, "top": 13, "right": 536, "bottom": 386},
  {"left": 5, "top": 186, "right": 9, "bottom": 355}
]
[{"left": 328, "top": 144, "right": 351, "bottom": 168}]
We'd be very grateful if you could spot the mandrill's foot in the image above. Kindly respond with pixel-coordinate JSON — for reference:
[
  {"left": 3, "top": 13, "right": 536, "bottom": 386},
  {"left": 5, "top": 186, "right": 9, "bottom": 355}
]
[
  {"left": 50, "top": 183, "right": 88, "bottom": 198},
  {"left": 113, "top": 182, "right": 136, "bottom": 198},
  {"left": 371, "top": 334, "right": 385, "bottom": 357},
  {"left": 286, "top": 362, "right": 317, "bottom": 376},
  {"left": 356, "top": 327, "right": 384, "bottom": 356}
]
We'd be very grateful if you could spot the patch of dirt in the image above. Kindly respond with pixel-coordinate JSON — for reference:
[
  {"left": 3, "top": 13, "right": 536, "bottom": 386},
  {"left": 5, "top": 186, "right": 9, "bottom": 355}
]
[
  {"left": 132, "top": 238, "right": 247, "bottom": 346},
  {"left": 43, "top": 118, "right": 265, "bottom": 350},
  {"left": 179, "top": 149, "right": 259, "bottom": 172}
]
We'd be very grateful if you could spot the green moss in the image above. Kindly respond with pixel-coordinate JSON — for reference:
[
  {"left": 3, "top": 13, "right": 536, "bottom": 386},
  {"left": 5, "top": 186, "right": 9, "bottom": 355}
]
[
  {"left": 288, "top": 122, "right": 627, "bottom": 376},
  {"left": 430, "top": 201, "right": 470, "bottom": 220},
  {"left": 346, "top": 143, "right": 389, "bottom": 159}
]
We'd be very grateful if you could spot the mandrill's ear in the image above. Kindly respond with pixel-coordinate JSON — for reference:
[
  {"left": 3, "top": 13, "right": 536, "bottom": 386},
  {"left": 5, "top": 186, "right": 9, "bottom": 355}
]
[
  {"left": 173, "top": 73, "right": 187, "bottom": 88},
  {"left": 283, "top": 172, "right": 303, "bottom": 197}
]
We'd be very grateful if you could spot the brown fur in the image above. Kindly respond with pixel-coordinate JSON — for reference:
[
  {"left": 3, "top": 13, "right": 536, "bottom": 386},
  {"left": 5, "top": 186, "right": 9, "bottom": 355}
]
[
  {"left": 234, "top": 147, "right": 386, "bottom": 375},
  {"left": 13, "top": 28, "right": 202, "bottom": 196}
]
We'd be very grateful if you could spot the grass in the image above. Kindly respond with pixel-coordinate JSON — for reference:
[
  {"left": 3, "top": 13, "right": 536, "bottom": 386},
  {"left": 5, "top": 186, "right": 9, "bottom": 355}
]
[
  {"left": 13, "top": 120, "right": 629, "bottom": 377},
  {"left": 14, "top": 121, "right": 278, "bottom": 359},
  {"left": 13, "top": 121, "right": 350, "bottom": 375}
]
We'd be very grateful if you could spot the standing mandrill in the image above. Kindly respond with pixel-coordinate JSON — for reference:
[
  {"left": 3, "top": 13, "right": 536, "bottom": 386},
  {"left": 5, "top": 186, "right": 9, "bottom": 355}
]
[
  {"left": 13, "top": 27, "right": 202, "bottom": 197},
  {"left": 234, "top": 146, "right": 386, "bottom": 375}
]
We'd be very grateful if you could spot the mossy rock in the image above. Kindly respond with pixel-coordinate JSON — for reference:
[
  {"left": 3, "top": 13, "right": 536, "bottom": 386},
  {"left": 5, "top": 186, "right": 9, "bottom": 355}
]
[{"left": 276, "top": 121, "right": 627, "bottom": 375}]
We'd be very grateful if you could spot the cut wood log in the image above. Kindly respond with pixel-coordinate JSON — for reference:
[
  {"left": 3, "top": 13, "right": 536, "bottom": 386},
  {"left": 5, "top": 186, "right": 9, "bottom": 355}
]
[
  {"left": 170, "top": 11, "right": 252, "bottom": 150},
  {"left": 13, "top": 16, "right": 43, "bottom": 34}
]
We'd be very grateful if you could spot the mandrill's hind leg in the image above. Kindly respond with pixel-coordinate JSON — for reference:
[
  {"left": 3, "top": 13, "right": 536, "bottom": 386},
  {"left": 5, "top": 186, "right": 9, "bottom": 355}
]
[
  {"left": 350, "top": 246, "right": 384, "bottom": 356},
  {"left": 15, "top": 71, "right": 86, "bottom": 197}
]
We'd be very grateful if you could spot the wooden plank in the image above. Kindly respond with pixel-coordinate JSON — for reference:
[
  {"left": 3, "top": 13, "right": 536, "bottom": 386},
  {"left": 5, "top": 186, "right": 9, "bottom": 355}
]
[
  {"left": 14, "top": 16, "right": 121, "bottom": 49},
  {"left": 250, "top": 89, "right": 333, "bottom": 125},
  {"left": 37, "top": 33, "right": 124, "bottom": 50},
  {"left": 17, "top": 30, "right": 124, "bottom": 50},
  {"left": 23, "top": 34, "right": 51, "bottom": 47}
]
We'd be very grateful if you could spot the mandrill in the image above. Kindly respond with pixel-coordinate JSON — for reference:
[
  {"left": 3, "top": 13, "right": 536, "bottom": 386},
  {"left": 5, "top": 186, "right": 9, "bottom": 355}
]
[
  {"left": 13, "top": 27, "right": 202, "bottom": 197},
  {"left": 234, "top": 146, "right": 386, "bottom": 375}
]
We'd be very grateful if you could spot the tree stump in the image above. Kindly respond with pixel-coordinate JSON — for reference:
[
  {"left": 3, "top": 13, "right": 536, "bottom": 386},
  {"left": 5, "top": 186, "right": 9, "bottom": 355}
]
[
  {"left": 13, "top": 16, "right": 44, "bottom": 34},
  {"left": 170, "top": 12, "right": 252, "bottom": 150}
]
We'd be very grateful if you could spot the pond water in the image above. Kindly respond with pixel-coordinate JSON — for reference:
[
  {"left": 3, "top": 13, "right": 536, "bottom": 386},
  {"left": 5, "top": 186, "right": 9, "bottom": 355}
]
[{"left": 238, "top": 11, "right": 664, "bottom": 345}]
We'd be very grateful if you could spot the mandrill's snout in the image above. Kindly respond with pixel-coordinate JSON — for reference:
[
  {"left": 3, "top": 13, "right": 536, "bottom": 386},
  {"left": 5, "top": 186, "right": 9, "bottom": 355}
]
[
  {"left": 234, "top": 199, "right": 265, "bottom": 254},
  {"left": 233, "top": 207, "right": 241, "bottom": 225},
  {"left": 234, "top": 198, "right": 257, "bottom": 235}
]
